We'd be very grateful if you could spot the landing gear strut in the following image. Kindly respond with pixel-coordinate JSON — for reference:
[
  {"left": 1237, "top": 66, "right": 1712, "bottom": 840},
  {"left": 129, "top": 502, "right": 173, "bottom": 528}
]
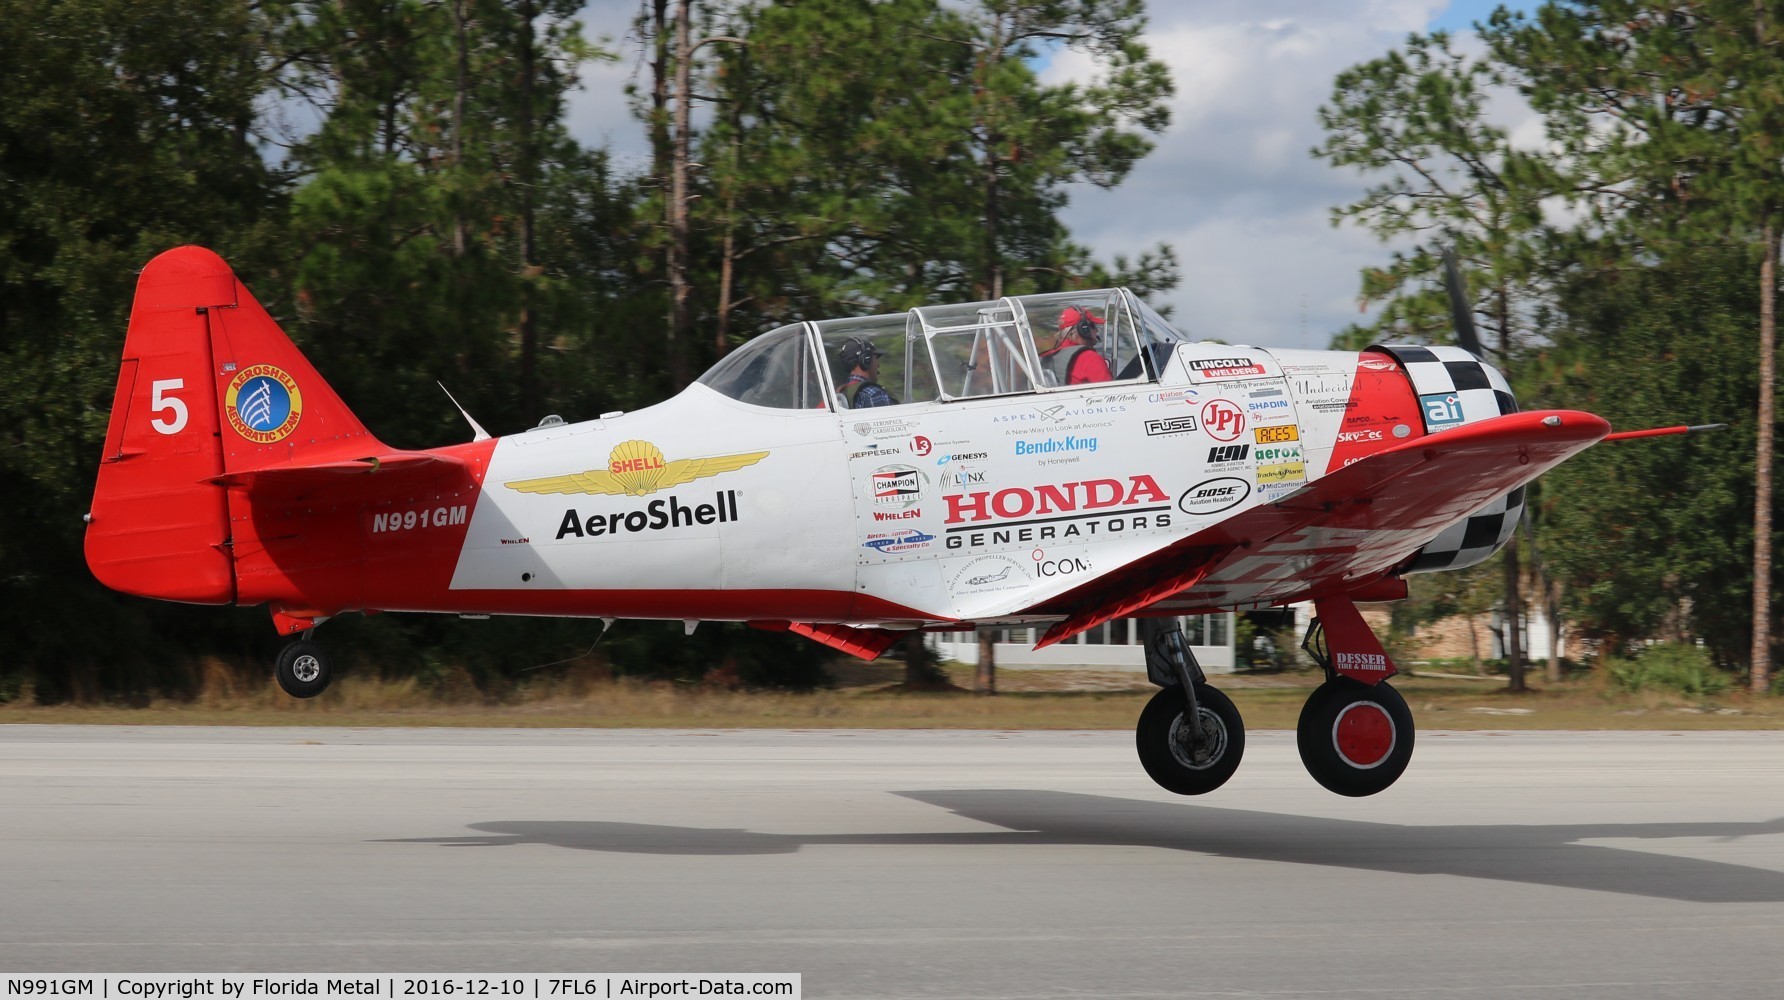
[
  {"left": 1134, "top": 617, "right": 1244, "bottom": 795},
  {"left": 275, "top": 637, "right": 332, "bottom": 699},
  {"left": 1295, "top": 615, "right": 1414, "bottom": 796}
]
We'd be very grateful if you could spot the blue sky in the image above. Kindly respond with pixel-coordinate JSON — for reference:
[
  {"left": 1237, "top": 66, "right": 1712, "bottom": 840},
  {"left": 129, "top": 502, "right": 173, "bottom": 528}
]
[{"left": 567, "top": 1, "right": 1538, "bottom": 350}]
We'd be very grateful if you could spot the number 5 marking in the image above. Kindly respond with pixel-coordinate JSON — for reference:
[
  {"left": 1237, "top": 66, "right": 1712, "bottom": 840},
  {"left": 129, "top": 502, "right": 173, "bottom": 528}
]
[{"left": 150, "top": 378, "right": 189, "bottom": 434}]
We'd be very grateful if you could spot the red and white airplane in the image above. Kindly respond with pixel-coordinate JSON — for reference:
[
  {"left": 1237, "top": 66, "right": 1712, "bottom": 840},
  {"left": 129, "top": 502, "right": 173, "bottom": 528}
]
[{"left": 85, "top": 246, "right": 1680, "bottom": 797}]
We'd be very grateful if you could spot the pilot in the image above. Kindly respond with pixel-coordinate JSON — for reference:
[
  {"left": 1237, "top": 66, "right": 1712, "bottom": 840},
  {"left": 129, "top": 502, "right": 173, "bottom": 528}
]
[
  {"left": 839, "top": 338, "right": 897, "bottom": 408},
  {"left": 1042, "top": 306, "right": 1114, "bottom": 386}
]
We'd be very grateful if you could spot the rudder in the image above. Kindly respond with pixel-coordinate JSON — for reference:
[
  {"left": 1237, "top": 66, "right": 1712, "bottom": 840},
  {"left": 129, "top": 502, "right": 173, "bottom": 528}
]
[{"left": 85, "top": 246, "right": 380, "bottom": 603}]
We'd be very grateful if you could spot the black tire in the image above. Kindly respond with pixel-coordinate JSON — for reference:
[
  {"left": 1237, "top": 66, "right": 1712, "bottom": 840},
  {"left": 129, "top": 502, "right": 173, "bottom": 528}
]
[
  {"left": 275, "top": 639, "right": 331, "bottom": 699},
  {"left": 1135, "top": 684, "right": 1245, "bottom": 795},
  {"left": 1296, "top": 678, "right": 1414, "bottom": 797}
]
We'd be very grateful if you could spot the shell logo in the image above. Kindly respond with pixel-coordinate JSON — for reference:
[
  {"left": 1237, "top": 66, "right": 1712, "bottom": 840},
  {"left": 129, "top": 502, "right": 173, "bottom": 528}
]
[{"left": 505, "top": 439, "right": 770, "bottom": 497}]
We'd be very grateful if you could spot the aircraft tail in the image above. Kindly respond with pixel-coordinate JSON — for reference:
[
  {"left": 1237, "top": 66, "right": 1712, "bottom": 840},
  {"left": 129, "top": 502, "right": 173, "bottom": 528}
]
[{"left": 84, "top": 246, "right": 383, "bottom": 603}]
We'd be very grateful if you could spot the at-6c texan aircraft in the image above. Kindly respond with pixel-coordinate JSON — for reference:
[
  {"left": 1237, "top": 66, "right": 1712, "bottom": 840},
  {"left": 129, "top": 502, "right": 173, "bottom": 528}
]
[{"left": 85, "top": 247, "right": 1699, "bottom": 797}]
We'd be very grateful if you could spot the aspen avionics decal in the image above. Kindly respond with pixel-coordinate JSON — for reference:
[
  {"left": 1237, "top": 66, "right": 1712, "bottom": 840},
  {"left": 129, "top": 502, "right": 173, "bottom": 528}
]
[
  {"left": 223, "top": 364, "right": 304, "bottom": 443},
  {"left": 504, "top": 439, "right": 769, "bottom": 497}
]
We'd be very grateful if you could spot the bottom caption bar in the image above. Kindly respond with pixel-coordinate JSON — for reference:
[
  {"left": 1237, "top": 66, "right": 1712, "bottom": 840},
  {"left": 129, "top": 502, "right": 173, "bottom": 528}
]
[{"left": 1, "top": 977, "right": 798, "bottom": 1000}]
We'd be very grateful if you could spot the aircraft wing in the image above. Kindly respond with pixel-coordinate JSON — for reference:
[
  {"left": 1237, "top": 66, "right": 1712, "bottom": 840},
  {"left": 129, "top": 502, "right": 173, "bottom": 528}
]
[{"left": 1019, "top": 409, "right": 1610, "bottom": 647}]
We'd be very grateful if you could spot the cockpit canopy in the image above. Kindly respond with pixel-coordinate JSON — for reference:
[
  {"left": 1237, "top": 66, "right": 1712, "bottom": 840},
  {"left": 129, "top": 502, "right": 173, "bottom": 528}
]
[{"left": 696, "top": 288, "right": 1189, "bottom": 410}]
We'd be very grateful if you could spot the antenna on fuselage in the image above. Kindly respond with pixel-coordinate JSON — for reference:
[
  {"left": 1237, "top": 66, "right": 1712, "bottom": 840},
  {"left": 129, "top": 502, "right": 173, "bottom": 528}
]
[{"left": 437, "top": 382, "right": 492, "bottom": 442}]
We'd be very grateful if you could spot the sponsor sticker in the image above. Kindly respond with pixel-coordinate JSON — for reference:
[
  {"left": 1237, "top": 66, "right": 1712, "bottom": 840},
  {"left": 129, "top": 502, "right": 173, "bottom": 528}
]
[
  {"left": 1336, "top": 651, "right": 1390, "bottom": 672},
  {"left": 1189, "top": 357, "right": 1268, "bottom": 379},
  {"left": 1015, "top": 435, "right": 1098, "bottom": 456},
  {"left": 1145, "top": 416, "right": 1199, "bottom": 437},
  {"left": 1207, "top": 444, "right": 1250, "bottom": 465},
  {"left": 863, "top": 528, "right": 937, "bottom": 554},
  {"left": 950, "top": 555, "right": 1030, "bottom": 595},
  {"left": 911, "top": 435, "right": 933, "bottom": 456},
  {"left": 1421, "top": 392, "right": 1465, "bottom": 429},
  {"left": 223, "top": 364, "right": 304, "bottom": 444},
  {"left": 1200, "top": 399, "right": 1246, "bottom": 442},
  {"left": 1178, "top": 477, "right": 1250, "bottom": 516},
  {"left": 1258, "top": 461, "right": 1306, "bottom": 485},
  {"left": 1254, "top": 424, "right": 1300, "bottom": 445},
  {"left": 506, "top": 441, "right": 768, "bottom": 497},
  {"left": 554, "top": 490, "right": 740, "bottom": 538},
  {"left": 1031, "top": 548, "right": 1092, "bottom": 577},
  {"left": 871, "top": 464, "right": 927, "bottom": 509}
]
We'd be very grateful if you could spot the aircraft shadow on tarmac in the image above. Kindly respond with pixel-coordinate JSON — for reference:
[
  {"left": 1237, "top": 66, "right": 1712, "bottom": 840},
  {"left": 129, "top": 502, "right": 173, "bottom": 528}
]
[{"left": 376, "top": 790, "right": 1784, "bottom": 903}]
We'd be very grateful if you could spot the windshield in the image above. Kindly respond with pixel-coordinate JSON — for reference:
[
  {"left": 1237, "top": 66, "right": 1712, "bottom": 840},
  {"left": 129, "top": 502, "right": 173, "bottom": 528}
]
[{"left": 696, "top": 323, "right": 828, "bottom": 409}]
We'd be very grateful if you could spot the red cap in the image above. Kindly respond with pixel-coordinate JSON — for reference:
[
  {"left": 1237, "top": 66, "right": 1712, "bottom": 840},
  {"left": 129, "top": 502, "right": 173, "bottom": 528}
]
[{"left": 1060, "top": 306, "right": 1104, "bottom": 327}]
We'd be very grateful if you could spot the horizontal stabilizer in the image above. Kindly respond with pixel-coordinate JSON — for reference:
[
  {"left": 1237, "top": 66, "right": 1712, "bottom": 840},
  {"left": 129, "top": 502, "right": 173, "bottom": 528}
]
[{"left": 208, "top": 451, "right": 466, "bottom": 492}]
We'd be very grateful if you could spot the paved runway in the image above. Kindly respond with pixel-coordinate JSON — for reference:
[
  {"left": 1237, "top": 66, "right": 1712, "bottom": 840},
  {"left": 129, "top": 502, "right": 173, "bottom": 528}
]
[{"left": 3, "top": 726, "right": 1783, "bottom": 998}]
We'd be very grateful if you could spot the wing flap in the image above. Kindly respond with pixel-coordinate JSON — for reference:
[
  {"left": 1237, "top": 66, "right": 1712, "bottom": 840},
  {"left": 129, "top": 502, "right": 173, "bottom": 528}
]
[{"left": 1032, "top": 409, "right": 1609, "bottom": 647}]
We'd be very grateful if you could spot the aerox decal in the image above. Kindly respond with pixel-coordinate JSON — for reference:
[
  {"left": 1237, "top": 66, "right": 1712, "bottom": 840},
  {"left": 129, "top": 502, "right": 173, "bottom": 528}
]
[{"left": 504, "top": 439, "right": 769, "bottom": 496}]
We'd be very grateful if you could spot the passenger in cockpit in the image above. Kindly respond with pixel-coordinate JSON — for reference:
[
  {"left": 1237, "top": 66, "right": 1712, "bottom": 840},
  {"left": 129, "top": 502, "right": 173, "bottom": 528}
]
[
  {"left": 838, "top": 337, "right": 897, "bottom": 408},
  {"left": 1042, "top": 306, "right": 1114, "bottom": 386}
]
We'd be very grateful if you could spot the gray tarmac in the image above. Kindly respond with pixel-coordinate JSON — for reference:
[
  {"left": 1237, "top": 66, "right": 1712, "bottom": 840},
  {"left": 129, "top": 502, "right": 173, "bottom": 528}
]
[{"left": 3, "top": 725, "right": 1784, "bottom": 998}]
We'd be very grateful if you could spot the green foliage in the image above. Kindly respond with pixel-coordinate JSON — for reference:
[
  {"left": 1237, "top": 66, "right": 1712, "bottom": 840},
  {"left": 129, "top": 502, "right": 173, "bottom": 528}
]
[
  {"left": 599, "top": 622, "right": 833, "bottom": 692},
  {"left": 1533, "top": 243, "right": 1760, "bottom": 664},
  {"left": 0, "top": 0, "right": 1174, "bottom": 700},
  {"left": 1608, "top": 642, "right": 1731, "bottom": 697}
]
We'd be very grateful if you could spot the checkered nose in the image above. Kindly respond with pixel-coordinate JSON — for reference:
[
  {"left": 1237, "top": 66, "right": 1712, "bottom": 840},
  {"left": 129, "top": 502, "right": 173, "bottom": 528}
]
[{"left": 1371, "top": 344, "right": 1523, "bottom": 574}]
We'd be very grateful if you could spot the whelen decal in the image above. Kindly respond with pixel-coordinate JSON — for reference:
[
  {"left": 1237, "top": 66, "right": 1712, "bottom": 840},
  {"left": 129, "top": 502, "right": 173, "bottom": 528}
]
[
  {"left": 505, "top": 440, "right": 768, "bottom": 497},
  {"left": 223, "top": 364, "right": 304, "bottom": 443}
]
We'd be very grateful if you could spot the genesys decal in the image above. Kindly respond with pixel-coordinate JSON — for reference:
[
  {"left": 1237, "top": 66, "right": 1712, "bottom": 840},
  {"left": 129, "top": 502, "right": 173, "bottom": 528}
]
[
  {"left": 1178, "top": 477, "right": 1250, "bottom": 516},
  {"left": 554, "top": 490, "right": 740, "bottom": 539},
  {"left": 863, "top": 528, "right": 936, "bottom": 554},
  {"left": 224, "top": 364, "right": 304, "bottom": 444},
  {"left": 506, "top": 440, "right": 769, "bottom": 497},
  {"left": 944, "top": 475, "right": 1174, "bottom": 549},
  {"left": 1189, "top": 357, "right": 1267, "bottom": 379}
]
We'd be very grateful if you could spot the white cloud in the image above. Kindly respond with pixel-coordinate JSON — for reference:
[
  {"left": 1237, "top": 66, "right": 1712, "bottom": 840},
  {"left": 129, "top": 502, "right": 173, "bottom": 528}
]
[{"left": 564, "top": 0, "right": 1520, "bottom": 351}]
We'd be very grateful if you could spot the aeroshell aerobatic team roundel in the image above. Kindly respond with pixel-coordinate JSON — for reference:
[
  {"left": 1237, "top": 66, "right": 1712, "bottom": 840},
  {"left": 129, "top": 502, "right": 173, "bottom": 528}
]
[
  {"left": 503, "top": 439, "right": 770, "bottom": 496},
  {"left": 223, "top": 364, "right": 303, "bottom": 443}
]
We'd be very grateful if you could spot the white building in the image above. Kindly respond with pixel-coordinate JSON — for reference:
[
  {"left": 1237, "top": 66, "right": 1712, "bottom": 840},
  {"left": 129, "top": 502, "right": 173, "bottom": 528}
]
[{"left": 931, "top": 612, "right": 1236, "bottom": 672}]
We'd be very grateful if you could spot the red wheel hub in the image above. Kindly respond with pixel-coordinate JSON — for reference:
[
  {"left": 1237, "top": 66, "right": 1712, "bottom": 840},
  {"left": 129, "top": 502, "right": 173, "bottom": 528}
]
[{"left": 1333, "top": 702, "right": 1395, "bottom": 768}]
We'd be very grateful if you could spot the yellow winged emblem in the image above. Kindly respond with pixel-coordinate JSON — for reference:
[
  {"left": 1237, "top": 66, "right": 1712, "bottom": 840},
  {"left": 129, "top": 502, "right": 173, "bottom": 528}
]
[{"left": 505, "top": 439, "right": 770, "bottom": 497}]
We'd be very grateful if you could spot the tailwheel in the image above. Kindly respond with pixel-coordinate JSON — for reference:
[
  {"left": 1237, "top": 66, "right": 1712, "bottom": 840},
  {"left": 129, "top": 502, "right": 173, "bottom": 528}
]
[
  {"left": 275, "top": 639, "right": 332, "bottom": 699},
  {"left": 1136, "top": 684, "right": 1245, "bottom": 795},
  {"left": 1296, "top": 678, "right": 1413, "bottom": 797}
]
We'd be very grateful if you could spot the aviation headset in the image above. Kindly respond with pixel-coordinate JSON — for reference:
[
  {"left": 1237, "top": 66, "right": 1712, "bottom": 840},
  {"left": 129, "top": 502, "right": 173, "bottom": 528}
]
[
  {"left": 1061, "top": 306, "right": 1102, "bottom": 345},
  {"left": 840, "top": 337, "right": 882, "bottom": 372}
]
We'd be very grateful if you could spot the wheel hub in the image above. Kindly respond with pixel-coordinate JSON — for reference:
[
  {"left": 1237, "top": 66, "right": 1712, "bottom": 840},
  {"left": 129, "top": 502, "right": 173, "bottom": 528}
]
[
  {"left": 1168, "top": 707, "right": 1227, "bottom": 770},
  {"left": 292, "top": 654, "right": 321, "bottom": 683},
  {"left": 1332, "top": 701, "right": 1395, "bottom": 768}
]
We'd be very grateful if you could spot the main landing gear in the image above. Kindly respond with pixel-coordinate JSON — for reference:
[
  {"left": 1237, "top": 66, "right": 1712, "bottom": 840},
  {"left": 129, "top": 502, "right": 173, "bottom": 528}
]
[
  {"left": 1134, "top": 618, "right": 1245, "bottom": 795},
  {"left": 275, "top": 636, "right": 333, "bottom": 699},
  {"left": 1294, "top": 614, "right": 1414, "bottom": 797},
  {"left": 1132, "top": 599, "right": 1415, "bottom": 797}
]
